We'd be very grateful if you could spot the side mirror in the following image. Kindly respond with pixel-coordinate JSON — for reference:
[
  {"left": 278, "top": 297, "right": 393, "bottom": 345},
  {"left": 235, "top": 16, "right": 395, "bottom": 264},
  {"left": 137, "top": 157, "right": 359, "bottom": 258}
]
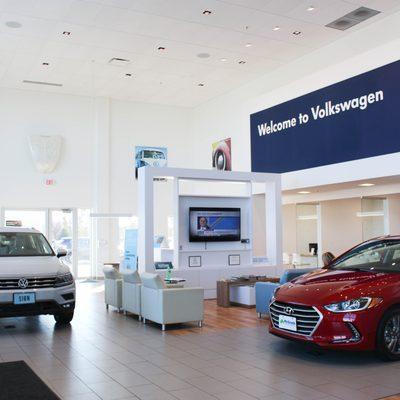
[{"left": 57, "top": 249, "right": 68, "bottom": 258}]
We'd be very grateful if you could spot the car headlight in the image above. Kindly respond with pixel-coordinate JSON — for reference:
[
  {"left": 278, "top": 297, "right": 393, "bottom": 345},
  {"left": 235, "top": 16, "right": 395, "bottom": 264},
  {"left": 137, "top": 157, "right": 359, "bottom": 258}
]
[
  {"left": 55, "top": 273, "right": 74, "bottom": 287},
  {"left": 270, "top": 286, "right": 280, "bottom": 304},
  {"left": 324, "top": 297, "right": 382, "bottom": 313}
]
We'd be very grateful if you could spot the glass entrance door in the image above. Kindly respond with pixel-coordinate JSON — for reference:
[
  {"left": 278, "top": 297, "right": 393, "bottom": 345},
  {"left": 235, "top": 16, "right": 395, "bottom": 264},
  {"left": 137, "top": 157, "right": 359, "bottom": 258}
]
[{"left": 49, "top": 209, "right": 75, "bottom": 273}]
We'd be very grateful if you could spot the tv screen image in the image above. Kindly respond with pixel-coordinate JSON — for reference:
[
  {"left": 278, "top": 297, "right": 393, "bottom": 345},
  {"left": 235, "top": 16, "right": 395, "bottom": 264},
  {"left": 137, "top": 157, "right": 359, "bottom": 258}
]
[{"left": 189, "top": 207, "right": 241, "bottom": 242}]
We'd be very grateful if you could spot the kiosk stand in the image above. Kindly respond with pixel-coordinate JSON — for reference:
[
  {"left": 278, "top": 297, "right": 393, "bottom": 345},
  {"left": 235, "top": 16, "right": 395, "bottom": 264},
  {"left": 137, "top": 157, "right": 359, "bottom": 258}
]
[{"left": 138, "top": 167, "right": 282, "bottom": 298}]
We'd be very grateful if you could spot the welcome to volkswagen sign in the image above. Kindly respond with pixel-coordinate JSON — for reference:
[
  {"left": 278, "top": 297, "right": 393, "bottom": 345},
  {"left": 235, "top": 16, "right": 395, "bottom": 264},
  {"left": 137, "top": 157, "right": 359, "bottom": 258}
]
[{"left": 250, "top": 60, "right": 400, "bottom": 173}]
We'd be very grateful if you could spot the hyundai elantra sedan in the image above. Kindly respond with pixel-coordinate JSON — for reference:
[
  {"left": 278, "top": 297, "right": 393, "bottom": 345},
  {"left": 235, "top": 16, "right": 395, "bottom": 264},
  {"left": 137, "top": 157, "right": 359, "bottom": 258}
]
[{"left": 269, "top": 236, "right": 400, "bottom": 360}]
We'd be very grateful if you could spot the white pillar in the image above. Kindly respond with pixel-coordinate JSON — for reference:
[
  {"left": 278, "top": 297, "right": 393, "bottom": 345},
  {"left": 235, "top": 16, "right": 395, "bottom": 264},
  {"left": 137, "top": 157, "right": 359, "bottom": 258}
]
[
  {"left": 93, "top": 97, "right": 111, "bottom": 278},
  {"left": 173, "top": 177, "right": 180, "bottom": 268},
  {"left": 265, "top": 177, "right": 283, "bottom": 267},
  {"left": 138, "top": 167, "right": 154, "bottom": 272}
]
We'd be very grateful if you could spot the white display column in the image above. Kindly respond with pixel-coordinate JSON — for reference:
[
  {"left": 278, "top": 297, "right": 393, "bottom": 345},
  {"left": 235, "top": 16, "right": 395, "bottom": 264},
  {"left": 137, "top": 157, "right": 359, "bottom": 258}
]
[
  {"left": 265, "top": 179, "right": 283, "bottom": 267},
  {"left": 92, "top": 97, "right": 111, "bottom": 278},
  {"left": 138, "top": 167, "right": 154, "bottom": 272}
]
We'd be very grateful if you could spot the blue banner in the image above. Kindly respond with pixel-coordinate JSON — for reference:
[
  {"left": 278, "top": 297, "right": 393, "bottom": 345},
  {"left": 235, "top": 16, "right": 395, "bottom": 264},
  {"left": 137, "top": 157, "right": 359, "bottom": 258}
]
[
  {"left": 124, "top": 229, "right": 138, "bottom": 270},
  {"left": 250, "top": 60, "right": 400, "bottom": 173}
]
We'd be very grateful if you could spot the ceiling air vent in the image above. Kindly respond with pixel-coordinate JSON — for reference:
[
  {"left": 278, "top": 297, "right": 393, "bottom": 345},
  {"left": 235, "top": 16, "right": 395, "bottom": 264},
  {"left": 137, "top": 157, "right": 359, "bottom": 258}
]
[
  {"left": 326, "top": 7, "right": 380, "bottom": 31},
  {"left": 23, "top": 80, "right": 63, "bottom": 87},
  {"left": 108, "top": 57, "right": 131, "bottom": 67}
]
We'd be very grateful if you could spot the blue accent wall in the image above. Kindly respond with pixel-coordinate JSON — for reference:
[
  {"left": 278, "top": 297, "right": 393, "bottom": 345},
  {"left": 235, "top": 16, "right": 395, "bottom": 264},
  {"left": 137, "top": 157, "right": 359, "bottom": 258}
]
[{"left": 250, "top": 60, "right": 400, "bottom": 173}]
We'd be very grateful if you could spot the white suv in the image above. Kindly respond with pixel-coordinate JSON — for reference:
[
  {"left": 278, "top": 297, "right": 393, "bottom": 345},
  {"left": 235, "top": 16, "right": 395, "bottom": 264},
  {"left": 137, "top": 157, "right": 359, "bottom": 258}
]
[{"left": 0, "top": 227, "right": 75, "bottom": 324}]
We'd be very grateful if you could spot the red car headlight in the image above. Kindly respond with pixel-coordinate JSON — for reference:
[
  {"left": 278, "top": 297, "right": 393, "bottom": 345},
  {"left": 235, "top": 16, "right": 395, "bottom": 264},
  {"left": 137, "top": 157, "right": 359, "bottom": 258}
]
[{"left": 324, "top": 297, "right": 382, "bottom": 312}]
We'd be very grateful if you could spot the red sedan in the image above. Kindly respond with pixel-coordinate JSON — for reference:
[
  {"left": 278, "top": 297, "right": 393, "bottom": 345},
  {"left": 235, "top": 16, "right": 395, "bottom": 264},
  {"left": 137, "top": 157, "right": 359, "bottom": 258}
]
[{"left": 269, "top": 236, "right": 400, "bottom": 360}]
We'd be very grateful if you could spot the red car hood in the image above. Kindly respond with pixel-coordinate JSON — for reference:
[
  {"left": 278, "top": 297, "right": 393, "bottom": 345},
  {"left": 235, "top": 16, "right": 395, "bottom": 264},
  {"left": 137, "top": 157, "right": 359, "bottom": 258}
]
[{"left": 276, "top": 268, "right": 390, "bottom": 306}]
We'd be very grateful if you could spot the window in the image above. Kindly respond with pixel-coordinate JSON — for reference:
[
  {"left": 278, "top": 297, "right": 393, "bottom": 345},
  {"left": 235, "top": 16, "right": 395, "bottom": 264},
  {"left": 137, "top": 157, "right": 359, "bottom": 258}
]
[{"left": 361, "top": 198, "right": 387, "bottom": 241}]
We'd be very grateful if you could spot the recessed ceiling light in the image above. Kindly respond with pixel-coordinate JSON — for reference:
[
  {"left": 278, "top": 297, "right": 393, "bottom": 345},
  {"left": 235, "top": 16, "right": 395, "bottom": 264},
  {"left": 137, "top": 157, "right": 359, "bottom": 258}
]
[
  {"left": 358, "top": 183, "right": 375, "bottom": 187},
  {"left": 273, "top": 26, "right": 280, "bottom": 31},
  {"left": 293, "top": 30, "right": 302, "bottom": 35},
  {"left": 220, "top": 58, "right": 227, "bottom": 62},
  {"left": 298, "top": 191, "right": 311, "bottom": 194},
  {"left": 62, "top": 31, "right": 71, "bottom": 36},
  {"left": 5, "top": 21, "right": 22, "bottom": 28},
  {"left": 238, "top": 60, "right": 246, "bottom": 64},
  {"left": 197, "top": 53, "right": 210, "bottom": 59},
  {"left": 198, "top": 83, "right": 205, "bottom": 87},
  {"left": 157, "top": 46, "right": 166, "bottom": 51},
  {"left": 125, "top": 73, "right": 132, "bottom": 77},
  {"left": 245, "top": 43, "right": 252, "bottom": 47},
  {"left": 203, "top": 10, "right": 212, "bottom": 15},
  {"left": 307, "top": 5, "right": 315, "bottom": 11}
]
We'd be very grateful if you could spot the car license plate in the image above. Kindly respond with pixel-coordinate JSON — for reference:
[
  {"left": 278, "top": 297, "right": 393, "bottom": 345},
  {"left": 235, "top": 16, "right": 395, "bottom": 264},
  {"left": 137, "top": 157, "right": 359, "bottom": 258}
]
[
  {"left": 278, "top": 315, "right": 297, "bottom": 331},
  {"left": 13, "top": 293, "right": 35, "bottom": 305}
]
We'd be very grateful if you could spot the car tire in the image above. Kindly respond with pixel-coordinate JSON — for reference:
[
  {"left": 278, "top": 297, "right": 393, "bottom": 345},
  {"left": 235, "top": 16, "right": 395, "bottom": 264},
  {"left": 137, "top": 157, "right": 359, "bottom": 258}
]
[
  {"left": 54, "top": 310, "right": 74, "bottom": 325},
  {"left": 377, "top": 306, "right": 400, "bottom": 361}
]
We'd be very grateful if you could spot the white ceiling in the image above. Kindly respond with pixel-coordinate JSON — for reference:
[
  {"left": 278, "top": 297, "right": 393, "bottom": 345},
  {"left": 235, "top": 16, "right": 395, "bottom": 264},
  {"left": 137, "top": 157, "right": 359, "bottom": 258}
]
[{"left": 0, "top": 0, "right": 399, "bottom": 107}]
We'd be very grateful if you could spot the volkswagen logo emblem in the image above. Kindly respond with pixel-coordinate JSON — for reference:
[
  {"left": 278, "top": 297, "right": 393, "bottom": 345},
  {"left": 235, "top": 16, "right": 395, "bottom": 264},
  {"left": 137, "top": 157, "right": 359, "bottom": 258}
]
[
  {"left": 285, "top": 307, "right": 294, "bottom": 315},
  {"left": 18, "top": 278, "right": 29, "bottom": 289}
]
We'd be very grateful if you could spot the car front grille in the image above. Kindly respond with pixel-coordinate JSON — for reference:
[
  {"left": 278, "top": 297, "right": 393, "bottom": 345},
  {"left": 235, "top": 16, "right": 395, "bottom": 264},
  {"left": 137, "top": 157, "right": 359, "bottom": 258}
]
[
  {"left": 270, "top": 301, "right": 322, "bottom": 336},
  {"left": 0, "top": 277, "right": 57, "bottom": 290}
]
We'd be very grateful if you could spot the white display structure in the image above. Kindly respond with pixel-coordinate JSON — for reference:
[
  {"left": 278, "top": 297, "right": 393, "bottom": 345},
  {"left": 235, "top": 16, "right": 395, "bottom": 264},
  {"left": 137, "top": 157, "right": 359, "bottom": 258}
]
[{"left": 138, "top": 167, "right": 283, "bottom": 298}]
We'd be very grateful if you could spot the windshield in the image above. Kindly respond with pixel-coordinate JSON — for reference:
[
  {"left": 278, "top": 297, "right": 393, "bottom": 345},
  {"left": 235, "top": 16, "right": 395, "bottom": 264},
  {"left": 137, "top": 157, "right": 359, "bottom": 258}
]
[
  {"left": 330, "top": 240, "right": 400, "bottom": 273},
  {"left": 0, "top": 232, "right": 54, "bottom": 257}
]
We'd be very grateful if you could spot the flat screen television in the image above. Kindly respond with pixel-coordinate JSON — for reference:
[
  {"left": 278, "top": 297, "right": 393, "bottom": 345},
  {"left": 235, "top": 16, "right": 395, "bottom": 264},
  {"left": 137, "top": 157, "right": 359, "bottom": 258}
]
[{"left": 189, "top": 207, "right": 241, "bottom": 242}]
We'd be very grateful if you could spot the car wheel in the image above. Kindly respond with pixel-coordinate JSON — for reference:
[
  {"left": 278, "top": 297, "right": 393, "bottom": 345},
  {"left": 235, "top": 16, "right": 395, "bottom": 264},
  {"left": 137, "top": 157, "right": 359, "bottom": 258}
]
[
  {"left": 54, "top": 310, "right": 74, "bottom": 325},
  {"left": 377, "top": 307, "right": 400, "bottom": 361}
]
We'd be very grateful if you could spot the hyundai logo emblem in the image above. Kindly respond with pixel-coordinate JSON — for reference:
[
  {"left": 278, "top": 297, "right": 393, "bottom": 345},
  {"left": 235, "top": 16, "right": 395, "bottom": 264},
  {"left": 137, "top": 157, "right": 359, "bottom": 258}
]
[
  {"left": 18, "top": 278, "right": 29, "bottom": 289},
  {"left": 285, "top": 307, "right": 294, "bottom": 315}
]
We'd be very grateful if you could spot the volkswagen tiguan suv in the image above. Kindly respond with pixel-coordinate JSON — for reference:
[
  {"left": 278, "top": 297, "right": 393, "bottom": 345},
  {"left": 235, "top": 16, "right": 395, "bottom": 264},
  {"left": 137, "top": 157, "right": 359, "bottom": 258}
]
[
  {"left": 0, "top": 228, "right": 75, "bottom": 323},
  {"left": 270, "top": 236, "right": 400, "bottom": 360}
]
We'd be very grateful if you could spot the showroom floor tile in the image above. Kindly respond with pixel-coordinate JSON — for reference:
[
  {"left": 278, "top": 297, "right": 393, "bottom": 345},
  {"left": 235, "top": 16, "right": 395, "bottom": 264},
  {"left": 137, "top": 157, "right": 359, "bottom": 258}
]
[{"left": 0, "top": 281, "right": 400, "bottom": 400}]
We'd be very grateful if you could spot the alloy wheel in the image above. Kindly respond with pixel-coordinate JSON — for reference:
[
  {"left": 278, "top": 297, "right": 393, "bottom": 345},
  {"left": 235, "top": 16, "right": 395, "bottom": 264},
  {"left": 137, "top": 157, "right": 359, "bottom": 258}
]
[{"left": 384, "top": 314, "right": 400, "bottom": 354}]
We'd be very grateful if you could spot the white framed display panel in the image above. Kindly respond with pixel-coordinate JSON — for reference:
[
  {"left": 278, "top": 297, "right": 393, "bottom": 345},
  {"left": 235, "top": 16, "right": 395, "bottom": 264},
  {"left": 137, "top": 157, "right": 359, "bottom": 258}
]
[{"left": 138, "top": 167, "right": 282, "bottom": 297}]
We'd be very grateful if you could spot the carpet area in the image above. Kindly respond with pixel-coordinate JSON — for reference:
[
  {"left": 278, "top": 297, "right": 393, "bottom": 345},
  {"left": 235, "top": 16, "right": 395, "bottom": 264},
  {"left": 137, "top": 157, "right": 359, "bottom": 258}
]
[{"left": 0, "top": 361, "right": 60, "bottom": 400}]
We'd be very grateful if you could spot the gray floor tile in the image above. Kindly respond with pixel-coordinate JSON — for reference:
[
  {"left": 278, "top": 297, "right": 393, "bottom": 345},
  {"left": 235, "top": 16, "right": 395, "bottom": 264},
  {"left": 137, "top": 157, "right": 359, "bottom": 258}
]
[
  {"left": 170, "top": 387, "right": 217, "bottom": 400},
  {"left": 0, "top": 282, "right": 397, "bottom": 400},
  {"left": 146, "top": 372, "right": 191, "bottom": 391},
  {"left": 88, "top": 381, "right": 134, "bottom": 400}
]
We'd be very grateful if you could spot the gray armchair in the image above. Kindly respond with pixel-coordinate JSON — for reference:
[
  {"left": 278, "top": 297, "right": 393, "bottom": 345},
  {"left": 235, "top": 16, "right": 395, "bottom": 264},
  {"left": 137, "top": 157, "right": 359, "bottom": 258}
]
[
  {"left": 121, "top": 269, "right": 142, "bottom": 320},
  {"left": 140, "top": 273, "right": 204, "bottom": 331}
]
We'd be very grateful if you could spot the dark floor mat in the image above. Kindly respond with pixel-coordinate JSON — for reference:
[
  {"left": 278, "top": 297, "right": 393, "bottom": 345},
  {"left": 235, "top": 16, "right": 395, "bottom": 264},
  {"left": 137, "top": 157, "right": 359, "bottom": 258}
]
[{"left": 0, "top": 360, "right": 60, "bottom": 400}]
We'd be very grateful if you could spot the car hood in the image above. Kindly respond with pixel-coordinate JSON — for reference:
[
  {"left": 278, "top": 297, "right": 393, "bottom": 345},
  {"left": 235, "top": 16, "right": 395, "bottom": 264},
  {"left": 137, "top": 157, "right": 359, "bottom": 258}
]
[
  {"left": 0, "top": 256, "right": 70, "bottom": 278},
  {"left": 276, "top": 268, "right": 390, "bottom": 306}
]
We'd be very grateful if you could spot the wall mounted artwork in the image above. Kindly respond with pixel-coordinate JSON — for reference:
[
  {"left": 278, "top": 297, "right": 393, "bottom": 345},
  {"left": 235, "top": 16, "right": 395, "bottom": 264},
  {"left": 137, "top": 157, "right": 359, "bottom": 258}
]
[{"left": 212, "top": 138, "right": 231, "bottom": 171}]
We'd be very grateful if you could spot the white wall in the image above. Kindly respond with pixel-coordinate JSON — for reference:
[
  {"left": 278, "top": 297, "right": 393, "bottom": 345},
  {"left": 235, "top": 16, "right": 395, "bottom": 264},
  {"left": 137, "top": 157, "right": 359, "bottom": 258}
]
[
  {"left": 0, "top": 88, "right": 194, "bottom": 271},
  {"left": 388, "top": 194, "right": 400, "bottom": 236},
  {"left": 320, "top": 198, "right": 362, "bottom": 257},
  {"left": 109, "top": 99, "right": 192, "bottom": 214},
  {"left": 0, "top": 88, "right": 193, "bottom": 212},
  {"left": 0, "top": 88, "right": 94, "bottom": 208},
  {"left": 191, "top": 11, "right": 400, "bottom": 190}
]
